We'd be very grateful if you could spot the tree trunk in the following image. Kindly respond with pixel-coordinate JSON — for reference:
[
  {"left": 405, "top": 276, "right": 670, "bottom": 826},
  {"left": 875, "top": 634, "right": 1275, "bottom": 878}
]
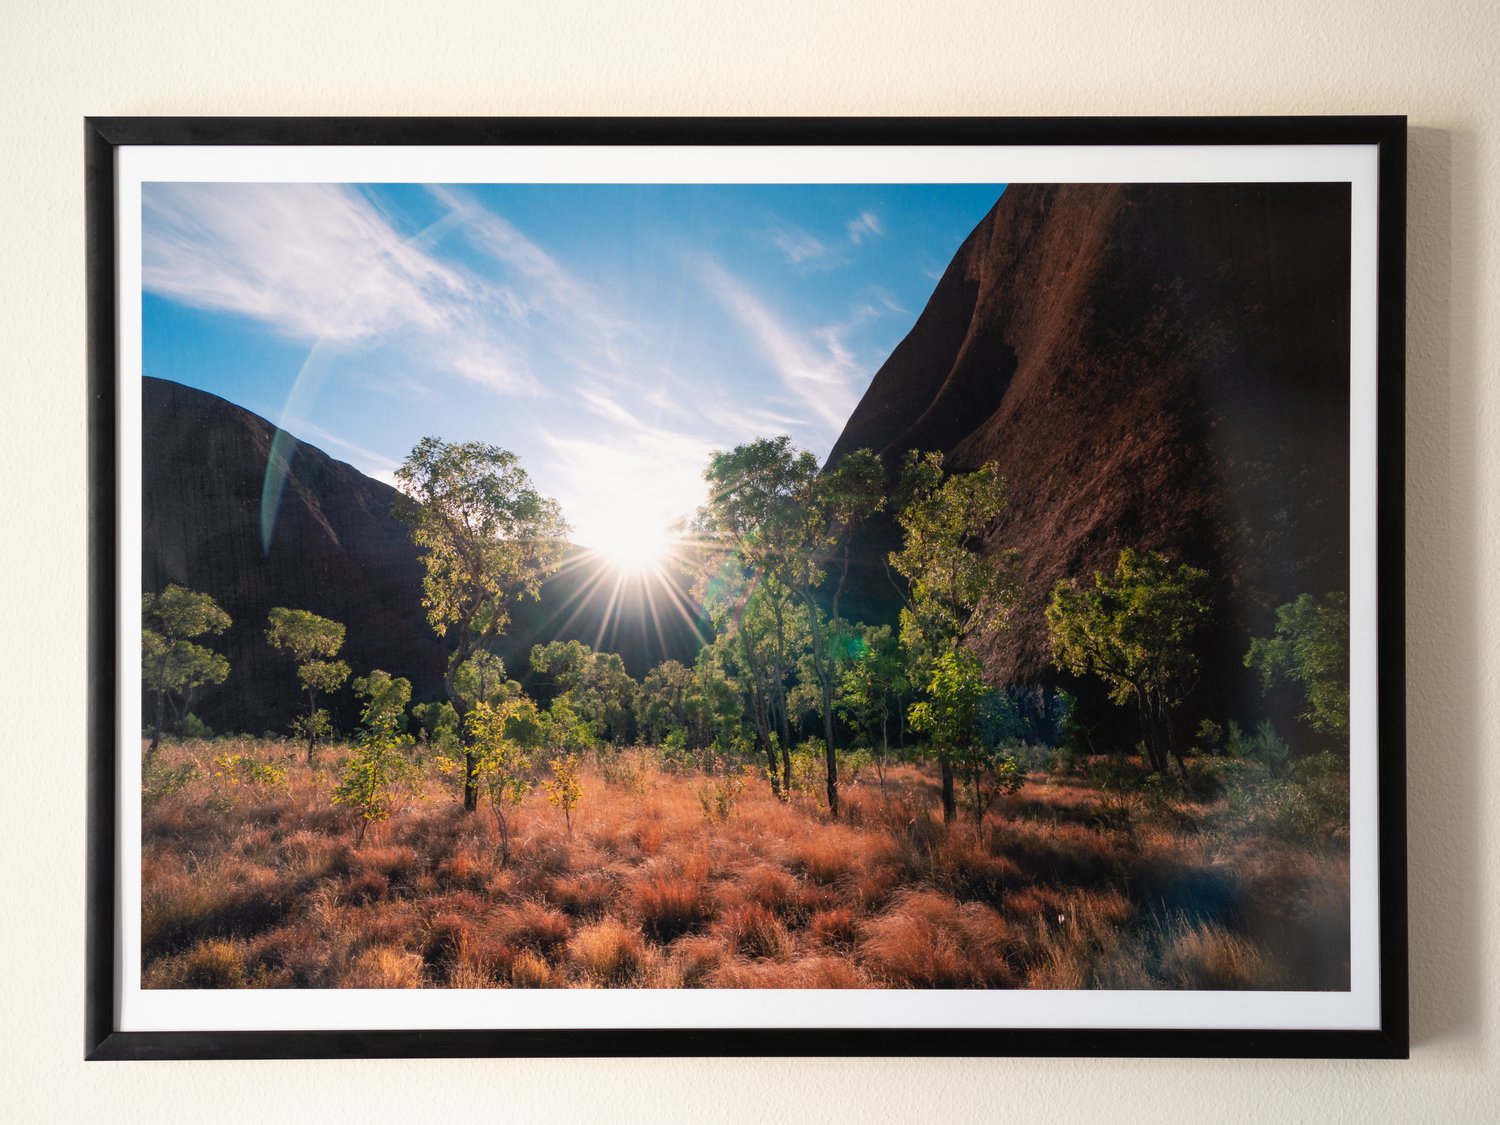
[
  {"left": 464, "top": 750, "right": 479, "bottom": 812},
  {"left": 495, "top": 807, "right": 509, "bottom": 866},
  {"left": 1159, "top": 698, "right": 1190, "bottom": 784},
  {"left": 752, "top": 689, "right": 780, "bottom": 798},
  {"left": 1133, "top": 686, "right": 1165, "bottom": 775},
  {"left": 445, "top": 640, "right": 479, "bottom": 812},
  {"left": 305, "top": 686, "right": 319, "bottom": 766},
  {"left": 940, "top": 759, "right": 957, "bottom": 823},
  {"left": 824, "top": 739, "right": 840, "bottom": 819},
  {"left": 878, "top": 713, "right": 890, "bottom": 795},
  {"left": 807, "top": 602, "right": 840, "bottom": 819},
  {"left": 147, "top": 689, "right": 165, "bottom": 764}
]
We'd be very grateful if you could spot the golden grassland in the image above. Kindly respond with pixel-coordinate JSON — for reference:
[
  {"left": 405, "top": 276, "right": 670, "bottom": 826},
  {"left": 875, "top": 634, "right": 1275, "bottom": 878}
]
[{"left": 141, "top": 738, "right": 1350, "bottom": 990}]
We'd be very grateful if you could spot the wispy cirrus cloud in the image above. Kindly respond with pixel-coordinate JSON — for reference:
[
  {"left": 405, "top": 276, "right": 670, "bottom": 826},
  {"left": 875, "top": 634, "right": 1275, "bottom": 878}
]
[
  {"left": 695, "top": 257, "right": 863, "bottom": 435},
  {"left": 142, "top": 182, "right": 544, "bottom": 396},
  {"left": 771, "top": 227, "right": 831, "bottom": 266},
  {"left": 430, "top": 186, "right": 622, "bottom": 336},
  {"left": 769, "top": 210, "right": 886, "bottom": 270},
  {"left": 143, "top": 183, "right": 468, "bottom": 342},
  {"left": 846, "top": 211, "right": 884, "bottom": 244}
]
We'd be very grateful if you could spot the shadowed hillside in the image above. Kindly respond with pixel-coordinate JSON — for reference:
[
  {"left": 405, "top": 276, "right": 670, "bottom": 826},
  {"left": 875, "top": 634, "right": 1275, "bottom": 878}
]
[
  {"left": 142, "top": 378, "right": 706, "bottom": 734},
  {"left": 828, "top": 183, "right": 1352, "bottom": 723}
]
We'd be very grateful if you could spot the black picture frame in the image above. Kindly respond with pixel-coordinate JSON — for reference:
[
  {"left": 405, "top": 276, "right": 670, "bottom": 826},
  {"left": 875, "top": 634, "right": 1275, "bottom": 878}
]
[{"left": 87, "top": 115, "right": 1408, "bottom": 1061}]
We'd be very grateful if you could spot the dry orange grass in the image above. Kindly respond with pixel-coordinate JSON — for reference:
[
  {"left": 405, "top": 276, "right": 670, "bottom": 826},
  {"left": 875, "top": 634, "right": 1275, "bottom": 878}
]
[{"left": 140, "top": 737, "right": 1350, "bottom": 991}]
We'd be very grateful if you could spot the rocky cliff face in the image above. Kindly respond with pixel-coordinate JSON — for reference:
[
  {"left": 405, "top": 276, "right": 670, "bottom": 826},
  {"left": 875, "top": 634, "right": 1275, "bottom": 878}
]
[
  {"left": 142, "top": 378, "right": 705, "bottom": 734},
  {"left": 828, "top": 183, "right": 1352, "bottom": 712}
]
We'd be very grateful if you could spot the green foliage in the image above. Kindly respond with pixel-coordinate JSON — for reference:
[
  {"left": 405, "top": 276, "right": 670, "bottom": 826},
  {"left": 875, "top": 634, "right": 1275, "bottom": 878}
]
[
  {"left": 466, "top": 698, "right": 543, "bottom": 865},
  {"left": 412, "top": 700, "right": 461, "bottom": 759},
  {"left": 908, "top": 649, "right": 1019, "bottom": 822},
  {"left": 332, "top": 714, "right": 416, "bottom": 845},
  {"left": 835, "top": 624, "right": 909, "bottom": 791},
  {"left": 352, "top": 669, "right": 412, "bottom": 733},
  {"left": 179, "top": 713, "right": 212, "bottom": 739},
  {"left": 530, "top": 640, "right": 638, "bottom": 745},
  {"left": 291, "top": 709, "right": 333, "bottom": 750},
  {"left": 1046, "top": 548, "right": 1211, "bottom": 779},
  {"left": 697, "top": 762, "right": 751, "bottom": 824},
  {"left": 889, "top": 451, "right": 1016, "bottom": 666},
  {"left": 394, "top": 437, "right": 569, "bottom": 811},
  {"left": 142, "top": 759, "right": 199, "bottom": 803},
  {"left": 636, "top": 658, "right": 694, "bottom": 745},
  {"left": 540, "top": 753, "right": 583, "bottom": 832},
  {"left": 141, "top": 585, "right": 231, "bottom": 756},
  {"left": 543, "top": 696, "right": 597, "bottom": 756},
  {"left": 1246, "top": 591, "right": 1350, "bottom": 743},
  {"left": 887, "top": 451, "right": 1016, "bottom": 822},
  {"left": 266, "top": 607, "right": 349, "bottom": 764},
  {"left": 209, "top": 751, "right": 289, "bottom": 809},
  {"left": 1216, "top": 750, "right": 1349, "bottom": 848},
  {"left": 394, "top": 438, "right": 570, "bottom": 643},
  {"left": 1225, "top": 718, "right": 1291, "bottom": 775},
  {"left": 452, "top": 650, "right": 520, "bottom": 711},
  {"left": 695, "top": 437, "right": 884, "bottom": 815},
  {"left": 265, "top": 607, "right": 345, "bottom": 664}
]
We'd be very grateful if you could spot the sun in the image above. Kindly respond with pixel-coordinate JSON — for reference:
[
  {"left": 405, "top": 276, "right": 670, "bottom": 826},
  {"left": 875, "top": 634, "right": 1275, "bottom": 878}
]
[{"left": 588, "top": 514, "right": 677, "bottom": 576}]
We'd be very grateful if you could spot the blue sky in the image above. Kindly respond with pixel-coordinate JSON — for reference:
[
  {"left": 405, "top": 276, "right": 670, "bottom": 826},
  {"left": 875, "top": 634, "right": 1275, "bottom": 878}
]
[{"left": 142, "top": 181, "right": 1003, "bottom": 549}]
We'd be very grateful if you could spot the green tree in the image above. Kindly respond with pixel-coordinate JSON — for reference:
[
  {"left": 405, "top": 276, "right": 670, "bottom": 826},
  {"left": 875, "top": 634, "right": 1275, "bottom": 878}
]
[
  {"left": 141, "top": 585, "right": 231, "bottom": 762},
  {"left": 452, "top": 649, "right": 522, "bottom": 711},
  {"left": 1046, "top": 548, "right": 1212, "bottom": 780},
  {"left": 467, "top": 697, "right": 544, "bottom": 865},
  {"left": 835, "top": 623, "right": 910, "bottom": 793},
  {"left": 1246, "top": 591, "right": 1350, "bottom": 744},
  {"left": 352, "top": 669, "right": 412, "bottom": 734},
  {"left": 395, "top": 438, "right": 569, "bottom": 811},
  {"left": 685, "top": 647, "right": 746, "bottom": 752},
  {"left": 265, "top": 607, "right": 350, "bottom": 765},
  {"left": 889, "top": 450, "right": 1016, "bottom": 822},
  {"left": 697, "top": 437, "right": 884, "bottom": 816},
  {"left": 529, "top": 640, "right": 637, "bottom": 745},
  {"left": 636, "top": 659, "right": 695, "bottom": 746},
  {"left": 332, "top": 705, "right": 415, "bottom": 845},
  {"left": 908, "top": 649, "right": 1020, "bottom": 823}
]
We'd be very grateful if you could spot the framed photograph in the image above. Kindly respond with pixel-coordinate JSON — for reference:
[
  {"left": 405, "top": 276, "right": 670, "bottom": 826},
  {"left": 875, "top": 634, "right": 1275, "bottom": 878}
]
[{"left": 87, "top": 116, "right": 1407, "bottom": 1059}]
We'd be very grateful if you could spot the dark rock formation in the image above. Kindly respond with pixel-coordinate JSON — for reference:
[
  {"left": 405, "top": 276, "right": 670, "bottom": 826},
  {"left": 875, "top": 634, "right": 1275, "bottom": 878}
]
[
  {"left": 142, "top": 378, "right": 706, "bottom": 734},
  {"left": 828, "top": 183, "right": 1351, "bottom": 725}
]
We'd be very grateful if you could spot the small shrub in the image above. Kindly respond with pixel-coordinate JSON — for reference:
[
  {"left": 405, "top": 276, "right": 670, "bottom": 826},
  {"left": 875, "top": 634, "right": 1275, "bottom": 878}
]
[
  {"left": 1227, "top": 719, "right": 1290, "bottom": 775},
  {"left": 541, "top": 754, "right": 583, "bottom": 832},
  {"left": 180, "top": 712, "right": 213, "bottom": 739},
  {"left": 332, "top": 720, "right": 416, "bottom": 845},
  {"left": 697, "top": 767, "right": 749, "bottom": 824},
  {"left": 143, "top": 760, "right": 199, "bottom": 803},
  {"left": 211, "top": 752, "right": 289, "bottom": 794},
  {"left": 598, "top": 748, "right": 649, "bottom": 794}
]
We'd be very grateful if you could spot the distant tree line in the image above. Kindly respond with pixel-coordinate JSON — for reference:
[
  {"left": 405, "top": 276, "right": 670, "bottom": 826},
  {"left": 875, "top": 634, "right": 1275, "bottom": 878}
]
[{"left": 141, "top": 430, "right": 1350, "bottom": 837}]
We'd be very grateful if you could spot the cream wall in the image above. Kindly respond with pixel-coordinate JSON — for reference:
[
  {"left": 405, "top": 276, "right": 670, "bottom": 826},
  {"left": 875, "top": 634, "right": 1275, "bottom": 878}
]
[{"left": 2, "top": 0, "right": 1494, "bottom": 1120}]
